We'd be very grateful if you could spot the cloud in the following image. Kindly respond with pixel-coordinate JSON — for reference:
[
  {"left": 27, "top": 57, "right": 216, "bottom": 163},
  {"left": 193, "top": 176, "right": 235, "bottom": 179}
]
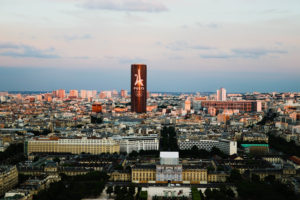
[
  {"left": 0, "top": 43, "right": 20, "bottom": 49},
  {"left": 196, "top": 22, "right": 221, "bottom": 29},
  {"left": 166, "top": 41, "right": 214, "bottom": 51},
  {"left": 166, "top": 41, "right": 188, "bottom": 51},
  {"left": 118, "top": 57, "right": 146, "bottom": 64},
  {"left": 180, "top": 24, "right": 188, "bottom": 29},
  {"left": 232, "top": 48, "right": 287, "bottom": 58},
  {"left": 63, "top": 34, "right": 92, "bottom": 41},
  {"left": 260, "top": 9, "right": 289, "bottom": 15},
  {"left": 200, "top": 53, "right": 233, "bottom": 59},
  {"left": 0, "top": 42, "right": 60, "bottom": 59},
  {"left": 124, "top": 12, "right": 148, "bottom": 22},
  {"left": 81, "top": 0, "right": 167, "bottom": 12},
  {"left": 168, "top": 55, "right": 184, "bottom": 60},
  {"left": 191, "top": 45, "right": 214, "bottom": 50},
  {"left": 200, "top": 48, "right": 288, "bottom": 59}
]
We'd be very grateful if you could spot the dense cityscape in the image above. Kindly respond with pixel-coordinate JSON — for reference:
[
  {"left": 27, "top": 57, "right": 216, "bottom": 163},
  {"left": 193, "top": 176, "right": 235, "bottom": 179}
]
[
  {"left": 0, "top": 64, "right": 299, "bottom": 200},
  {"left": 1, "top": 0, "right": 300, "bottom": 199}
]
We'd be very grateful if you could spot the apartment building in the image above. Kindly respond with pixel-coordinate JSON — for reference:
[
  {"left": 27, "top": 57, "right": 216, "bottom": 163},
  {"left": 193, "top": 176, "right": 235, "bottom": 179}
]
[
  {"left": 25, "top": 137, "right": 120, "bottom": 155},
  {"left": 178, "top": 139, "right": 237, "bottom": 155},
  {"left": 0, "top": 166, "right": 18, "bottom": 196}
]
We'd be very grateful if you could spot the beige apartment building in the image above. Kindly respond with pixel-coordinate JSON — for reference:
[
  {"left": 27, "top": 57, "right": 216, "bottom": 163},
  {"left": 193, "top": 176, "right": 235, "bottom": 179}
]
[
  {"left": 25, "top": 136, "right": 120, "bottom": 155},
  {"left": 0, "top": 165, "right": 18, "bottom": 196}
]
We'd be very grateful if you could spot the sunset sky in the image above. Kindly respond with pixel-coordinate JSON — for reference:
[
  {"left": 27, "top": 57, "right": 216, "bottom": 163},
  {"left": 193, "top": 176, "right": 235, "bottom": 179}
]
[{"left": 0, "top": 0, "right": 299, "bottom": 92}]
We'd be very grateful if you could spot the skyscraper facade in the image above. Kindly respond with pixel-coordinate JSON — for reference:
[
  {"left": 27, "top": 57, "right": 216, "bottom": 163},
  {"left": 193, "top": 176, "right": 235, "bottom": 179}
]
[
  {"left": 131, "top": 64, "right": 147, "bottom": 113},
  {"left": 217, "top": 88, "right": 227, "bottom": 101}
]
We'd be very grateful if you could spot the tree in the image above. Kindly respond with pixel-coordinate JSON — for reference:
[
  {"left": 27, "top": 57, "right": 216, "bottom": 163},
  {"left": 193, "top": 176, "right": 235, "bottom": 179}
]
[
  {"left": 115, "top": 164, "right": 123, "bottom": 171},
  {"left": 225, "top": 188, "right": 235, "bottom": 199},
  {"left": 114, "top": 185, "right": 121, "bottom": 195},
  {"left": 191, "top": 187, "right": 201, "bottom": 200},
  {"left": 140, "top": 191, "right": 147, "bottom": 200},
  {"left": 251, "top": 174, "right": 260, "bottom": 183},
  {"left": 264, "top": 175, "right": 275, "bottom": 183},
  {"left": 0, "top": 143, "right": 25, "bottom": 165},
  {"left": 129, "top": 151, "right": 138, "bottom": 158},
  {"left": 227, "top": 169, "right": 242, "bottom": 183},
  {"left": 53, "top": 157, "right": 60, "bottom": 163},
  {"left": 128, "top": 184, "right": 135, "bottom": 196},
  {"left": 33, "top": 171, "right": 108, "bottom": 200},
  {"left": 126, "top": 166, "right": 132, "bottom": 173},
  {"left": 106, "top": 186, "right": 113, "bottom": 197},
  {"left": 204, "top": 188, "right": 212, "bottom": 198},
  {"left": 198, "top": 189, "right": 204, "bottom": 200},
  {"left": 121, "top": 186, "right": 128, "bottom": 194},
  {"left": 33, "top": 156, "right": 39, "bottom": 162}
]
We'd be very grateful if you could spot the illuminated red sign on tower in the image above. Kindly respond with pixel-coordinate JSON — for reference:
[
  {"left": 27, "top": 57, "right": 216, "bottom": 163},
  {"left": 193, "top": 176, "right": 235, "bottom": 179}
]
[{"left": 131, "top": 64, "right": 147, "bottom": 113}]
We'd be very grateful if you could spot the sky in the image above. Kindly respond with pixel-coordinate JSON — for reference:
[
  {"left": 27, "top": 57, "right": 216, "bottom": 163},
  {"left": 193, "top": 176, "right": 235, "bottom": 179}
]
[{"left": 0, "top": 0, "right": 299, "bottom": 93}]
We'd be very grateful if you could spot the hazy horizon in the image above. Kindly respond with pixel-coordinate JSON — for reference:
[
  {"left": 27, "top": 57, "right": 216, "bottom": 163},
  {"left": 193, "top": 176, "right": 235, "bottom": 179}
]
[{"left": 1, "top": 0, "right": 299, "bottom": 92}]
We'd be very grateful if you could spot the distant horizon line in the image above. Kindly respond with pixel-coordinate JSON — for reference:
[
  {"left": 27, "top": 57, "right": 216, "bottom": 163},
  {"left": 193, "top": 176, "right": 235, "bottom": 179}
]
[{"left": 0, "top": 90, "right": 298, "bottom": 95}]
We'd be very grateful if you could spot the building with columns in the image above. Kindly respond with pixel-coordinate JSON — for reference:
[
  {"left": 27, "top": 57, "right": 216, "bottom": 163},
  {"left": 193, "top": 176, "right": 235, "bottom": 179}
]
[{"left": 131, "top": 152, "right": 212, "bottom": 184}]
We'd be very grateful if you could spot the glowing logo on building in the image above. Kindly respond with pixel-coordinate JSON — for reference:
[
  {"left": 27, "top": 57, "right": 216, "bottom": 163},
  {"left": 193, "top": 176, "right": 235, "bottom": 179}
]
[
  {"left": 134, "top": 69, "right": 144, "bottom": 87},
  {"left": 134, "top": 68, "right": 144, "bottom": 97}
]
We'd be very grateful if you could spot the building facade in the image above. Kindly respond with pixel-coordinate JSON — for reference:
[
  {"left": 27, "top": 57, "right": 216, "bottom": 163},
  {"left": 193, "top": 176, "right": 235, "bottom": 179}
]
[
  {"left": 156, "top": 152, "right": 182, "bottom": 182},
  {"left": 201, "top": 100, "right": 261, "bottom": 112},
  {"left": 92, "top": 103, "right": 102, "bottom": 113},
  {"left": 132, "top": 165, "right": 156, "bottom": 183},
  {"left": 178, "top": 139, "right": 237, "bottom": 155},
  {"left": 131, "top": 152, "right": 212, "bottom": 184},
  {"left": 216, "top": 88, "right": 227, "bottom": 101},
  {"left": 119, "top": 136, "right": 159, "bottom": 154},
  {"left": 131, "top": 64, "right": 147, "bottom": 113},
  {"left": 26, "top": 137, "right": 120, "bottom": 155},
  {"left": 0, "top": 166, "right": 18, "bottom": 196},
  {"left": 182, "top": 167, "right": 207, "bottom": 184}
]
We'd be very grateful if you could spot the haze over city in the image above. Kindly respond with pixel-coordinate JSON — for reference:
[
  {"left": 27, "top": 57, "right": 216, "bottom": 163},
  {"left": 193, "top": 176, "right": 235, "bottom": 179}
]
[{"left": 0, "top": 0, "right": 300, "bottom": 92}]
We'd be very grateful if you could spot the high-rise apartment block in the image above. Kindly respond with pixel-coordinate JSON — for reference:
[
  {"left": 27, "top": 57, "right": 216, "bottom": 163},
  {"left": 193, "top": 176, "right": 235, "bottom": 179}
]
[
  {"left": 99, "top": 91, "right": 112, "bottom": 99},
  {"left": 92, "top": 90, "right": 97, "bottom": 97},
  {"left": 112, "top": 90, "right": 119, "bottom": 97},
  {"left": 184, "top": 99, "right": 191, "bottom": 111},
  {"left": 131, "top": 64, "right": 147, "bottom": 113},
  {"left": 87, "top": 90, "right": 93, "bottom": 99},
  {"left": 69, "top": 90, "right": 78, "bottom": 98},
  {"left": 217, "top": 88, "right": 227, "bottom": 101},
  {"left": 120, "top": 89, "right": 128, "bottom": 98},
  {"left": 80, "top": 90, "right": 87, "bottom": 99},
  {"left": 57, "top": 89, "right": 65, "bottom": 99}
]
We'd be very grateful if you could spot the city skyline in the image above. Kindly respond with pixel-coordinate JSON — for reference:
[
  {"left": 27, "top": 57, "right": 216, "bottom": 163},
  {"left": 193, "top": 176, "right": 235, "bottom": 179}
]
[{"left": 0, "top": 0, "right": 300, "bottom": 92}]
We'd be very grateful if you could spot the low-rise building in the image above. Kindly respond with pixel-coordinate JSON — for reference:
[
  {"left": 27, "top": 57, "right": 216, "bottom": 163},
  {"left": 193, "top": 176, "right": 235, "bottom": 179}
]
[
  {"left": 131, "top": 152, "right": 221, "bottom": 184},
  {"left": 119, "top": 136, "right": 159, "bottom": 154},
  {"left": 109, "top": 171, "right": 131, "bottom": 182}
]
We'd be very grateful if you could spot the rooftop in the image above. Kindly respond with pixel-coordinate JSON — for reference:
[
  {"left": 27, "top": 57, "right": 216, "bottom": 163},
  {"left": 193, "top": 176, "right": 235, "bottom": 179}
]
[{"left": 160, "top": 152, "right": 179, "bottom": 158}]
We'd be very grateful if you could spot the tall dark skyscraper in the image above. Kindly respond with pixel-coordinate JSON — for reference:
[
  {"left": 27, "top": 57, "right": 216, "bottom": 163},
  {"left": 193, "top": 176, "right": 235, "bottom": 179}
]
[{"left": 131, "top": 64, "right": 147, "bottom": 113}]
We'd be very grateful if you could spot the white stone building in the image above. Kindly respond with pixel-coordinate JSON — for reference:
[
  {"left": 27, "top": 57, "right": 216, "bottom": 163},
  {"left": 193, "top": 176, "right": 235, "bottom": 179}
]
[
  {"left": 119, "top": 136, "right": 159, "bottom": 154},
  {"left": 178, "top": 139, "right": 237, "bottom": 155}
]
